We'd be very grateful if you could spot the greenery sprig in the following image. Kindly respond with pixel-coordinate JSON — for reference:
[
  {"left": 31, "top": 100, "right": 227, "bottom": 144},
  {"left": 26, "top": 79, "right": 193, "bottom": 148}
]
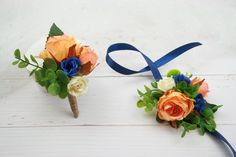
[
  {"left": 179, "top": 103, "right": 222, "bottom": 137},
  {"left": 12, "top": 49, "right": 70, "bottom": 99},
  {"left": 12, "top": 49, "right": 42, "bottom": 76},
  {"left": 137, "top": 81, "right": 163, "bottom": 112}
]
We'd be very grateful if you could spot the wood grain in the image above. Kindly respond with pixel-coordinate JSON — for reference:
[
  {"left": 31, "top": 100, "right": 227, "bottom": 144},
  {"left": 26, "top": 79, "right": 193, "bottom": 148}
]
[{"left": 0, "top": 125, "right": 235, "bottom": 157}]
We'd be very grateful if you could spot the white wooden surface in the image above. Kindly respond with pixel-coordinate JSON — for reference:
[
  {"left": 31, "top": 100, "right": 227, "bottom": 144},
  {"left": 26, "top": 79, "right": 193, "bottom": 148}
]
[{"left": 0, "top": 0, "right": 236, "bottom": 157}]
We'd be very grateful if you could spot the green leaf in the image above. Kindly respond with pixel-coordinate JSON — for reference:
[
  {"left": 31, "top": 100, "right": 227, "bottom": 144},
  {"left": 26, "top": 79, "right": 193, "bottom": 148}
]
[
  {"left": 211, "top": 105, "right": 222, "bottom": 113},
  {"left": 187, "top": 124, "right": 197, "bottom": 130},
  {"left": 48, "top": 23, "right": 64, "bottom": 38},
  {"left": 143, "top": 95, "right": 153, "bottom": 104},
  {"left": 58, "top": 83, "right": 68, "bottom": 99},
  {"left": 176, "top": 81, "right": 188, "bottom": 89},
  {"left": 43, "top": 58, "right": 57, "bottom": 71},
  {"left": 56, "top": 70, "right": 69, "bottom": 84},
  {"left": 47, "top": 83, "right": 60, "bottom": 96},
  {"left": 180, "top": 121, "right": 197, "bottom": 132},
  {"left": 35, "top": 69, "right": 44, "bottom": 81},
  {"left": 151, "top": 91, "right": 163, "bottom": 100},
  {"left": 205, "top": 124, "right": 215, "bottom": 132},
  {"left": 29, "top": 68, "right": 37, "bottom": 76},
  {"left": 137, "top": 100, "right": 145, "bottom": 108},
  {"left": 12, "top": 60, "right": 20, "bottom": 65},
  {"left": 151, "top": 81, "right": 157, "bottom": 88},
  {"left": 144, "top": 85, "right": 152, "bottom": 94},
  {"left": 24, "top": 55, "right": 29, "bottom": 62},
  {"left": 207, "top": 103, "right": 223, "bottom": 113},
  {"left": 45, "top": 69, "right": 57, "bottom": 81},
  {"left": 167, "top": 69, "right": 181, "bottom": 77},
  {"left": 199, "top": 125, "right": 205, "bottom": 135},
  {"left": 137, "top": 89, "right": 144, "bottom": 96},
  {"left": 18, "top": 61, "right": 28, "bottom": 68},
  {"left": 14, "top": 49, "right": 21, "bottom": 59},
  {"left": 156, "top": 115, "right": 164, "bottom": 123},
  {"left": 175, "top": 81, "right": 199, "bottom": 99},
  {"left": 191, "top": 116, "right": 200, "bottom": 125},
  {"left": 30, "top": 55, "right": 38, "bottom": 64},
  {"left": 202, "top": 108, "right": 214, "bottom": 118},
  {"left": 181, "top": 130, "right": 187, "bottom": 138},
  {"left": 145, "top": 104, "right": 153, "bottom": 112},
  {"left": 35, "top": 69, "right": 49, "bottom": 87}
]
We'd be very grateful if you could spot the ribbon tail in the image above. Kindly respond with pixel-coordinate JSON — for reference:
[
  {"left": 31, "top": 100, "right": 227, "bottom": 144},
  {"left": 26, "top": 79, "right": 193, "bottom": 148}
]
[
  {"left": 208, "top": 130, "right": 236, "bottom": 157},
  {"left": 154, "top": 42, "right": 202, "bottom": 67}
]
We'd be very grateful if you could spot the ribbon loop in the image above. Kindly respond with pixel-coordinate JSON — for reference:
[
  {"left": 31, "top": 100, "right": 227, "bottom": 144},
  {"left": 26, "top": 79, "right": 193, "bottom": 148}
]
[
  {"left": 106, "top": 42, "right": 202, "bottom": 80},
  {"left": 106, "top": 43, "right": 162, "bottom": 79}
]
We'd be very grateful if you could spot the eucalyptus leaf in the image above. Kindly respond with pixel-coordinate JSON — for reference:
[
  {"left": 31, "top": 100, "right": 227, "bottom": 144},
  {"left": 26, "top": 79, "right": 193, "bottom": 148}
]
[
  {"left": 137, "top": 100, "right": 145, "bottom": 108},
  {"left": 151, "top": 91, "right": 163, "bottom": 100},
  {"left": 46, "top": 69, "right": 57, "bottom": 81},
  {"left": 58, "top": 83, "right": 68, "bottom": 99},
  {"left": 202, "top": 108, "right": 214, "bottom": 118},
  {"left": 47, "top": 83, "right": 60, "bottom": 96},
  {"left": 43, "top": 58, "right": 57, "bottom": 71},
  {"left": 137, "top": 89, "right": 144, "bottom": 96},
  {"left": 56, "top": 70, "right": 69, "bottom": 84},
  {"left": 151, "top": 81, "right": 157, "bottom": 88},
  {"left": 144, "top": 85, "right": 152, "bottom": 94}
]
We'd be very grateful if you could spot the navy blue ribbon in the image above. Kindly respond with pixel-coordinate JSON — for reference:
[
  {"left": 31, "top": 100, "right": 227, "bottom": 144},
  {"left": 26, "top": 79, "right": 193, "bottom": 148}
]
[{"left": 106, "top": 42, "right": 236, "bottom": 156}]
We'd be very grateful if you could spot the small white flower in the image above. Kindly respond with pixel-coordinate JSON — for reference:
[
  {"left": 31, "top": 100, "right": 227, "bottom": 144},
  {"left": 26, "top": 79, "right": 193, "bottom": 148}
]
[
  {"left": 157, "top": 77, "right": 175, "bottom": 92},
  {"left": 67, "top": 76, "right": 88, "bottom": 97}
]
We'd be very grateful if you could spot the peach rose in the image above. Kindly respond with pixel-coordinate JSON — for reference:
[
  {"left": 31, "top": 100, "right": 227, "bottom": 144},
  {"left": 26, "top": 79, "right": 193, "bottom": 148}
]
[
  {"left": 199, "top": 82, "right": 209, "bottom": 97},
  {"left": 39, "top": 35, "right": 78, "bottom": 62},
  {"left": 157, "top": 90, "right": 194, "bottom": 121},
  {"left": 76, "top": 45, "right": 98, "bottom": 75},
  {"left": 191, "top": 77, "right": 209, "bottom": 97}
]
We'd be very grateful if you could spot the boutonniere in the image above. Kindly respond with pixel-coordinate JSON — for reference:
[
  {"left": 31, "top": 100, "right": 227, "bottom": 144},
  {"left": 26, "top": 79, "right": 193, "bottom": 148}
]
[
  {"left": 106, "top": 42, "right": 236, "bottom": 156},
  {"left": 12, "top": 23, "right": 98, "bottom": 118}
]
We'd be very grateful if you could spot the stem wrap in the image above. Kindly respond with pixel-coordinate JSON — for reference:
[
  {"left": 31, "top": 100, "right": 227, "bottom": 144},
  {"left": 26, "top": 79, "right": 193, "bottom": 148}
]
[{"left": 68, "top": 94, "right": 79, "bottom": 118}]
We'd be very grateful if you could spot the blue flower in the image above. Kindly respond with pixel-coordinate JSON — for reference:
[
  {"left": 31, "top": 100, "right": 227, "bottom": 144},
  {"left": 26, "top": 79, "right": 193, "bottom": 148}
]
[
  {"left": 194, "top": 94, "right": 206, "bottom": 112},
  {"left": 173, "top": 74, "right": 191, "bottom": 85},
  {"left": 60, "top": 57, "right": 81, "bottom": 76}
]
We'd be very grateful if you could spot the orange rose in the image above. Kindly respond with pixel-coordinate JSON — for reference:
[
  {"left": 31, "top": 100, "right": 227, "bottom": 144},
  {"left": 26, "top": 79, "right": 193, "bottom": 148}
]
[
  {"left": 39, "top": 35, "right": 98, "bottom": 75},
  {"left": 39, "top": 35, "right": 78, "bottom": 62},
  {"left": 157, "top": 90, "right": 194, "bottom": 121}
]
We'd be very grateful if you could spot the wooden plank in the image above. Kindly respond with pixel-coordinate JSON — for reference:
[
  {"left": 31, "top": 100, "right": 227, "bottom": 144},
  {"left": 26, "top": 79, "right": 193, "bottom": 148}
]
[
  {"left": 0, "top": 75, "right": 235, "bottom": 127},
  {"left": 0, "top": 125, "right": 235, "bottom": 157}
]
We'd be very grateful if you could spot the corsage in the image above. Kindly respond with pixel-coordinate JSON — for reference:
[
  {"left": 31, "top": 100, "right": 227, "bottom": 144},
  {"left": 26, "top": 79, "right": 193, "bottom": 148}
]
[{"left": 106, "top": 42, "right": 235, "bottom": 156}]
